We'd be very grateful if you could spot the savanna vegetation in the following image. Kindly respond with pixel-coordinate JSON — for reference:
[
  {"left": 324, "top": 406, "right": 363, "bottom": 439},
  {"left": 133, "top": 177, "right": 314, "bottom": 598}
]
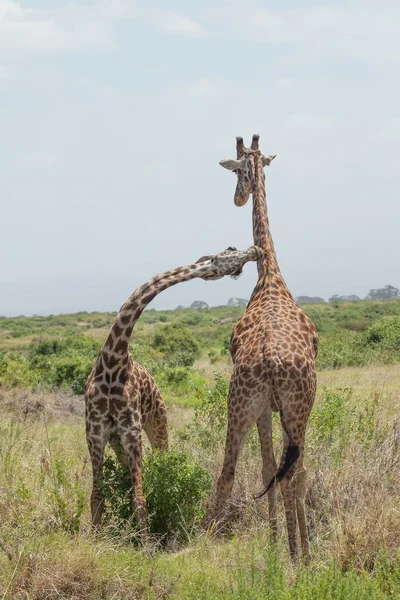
[{"left": 1, "top": 299, "right": 400, "bottom": 598}]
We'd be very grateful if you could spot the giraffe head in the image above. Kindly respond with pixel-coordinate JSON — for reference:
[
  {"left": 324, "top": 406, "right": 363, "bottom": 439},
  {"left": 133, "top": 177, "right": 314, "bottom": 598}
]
[
  {"left": 219, "top": 134, "right": 276, "bottom": 206},
  {"left": 195, "top": 246, "right": 262, "bottom": 280}
]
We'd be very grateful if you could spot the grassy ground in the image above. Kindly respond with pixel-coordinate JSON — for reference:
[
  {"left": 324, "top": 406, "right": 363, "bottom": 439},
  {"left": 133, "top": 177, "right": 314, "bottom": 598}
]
[
  {"left": 1, "top": 302, "right": 400, "bottom": 597},
  {"left": 1, "top": 363, "right": 400, "bottom": 598}
]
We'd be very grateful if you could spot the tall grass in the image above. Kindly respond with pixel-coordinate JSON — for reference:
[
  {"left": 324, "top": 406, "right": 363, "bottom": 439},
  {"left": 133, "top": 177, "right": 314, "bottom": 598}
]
[{"left": 1, "top": 368, "right": 400, "bottom": 598}]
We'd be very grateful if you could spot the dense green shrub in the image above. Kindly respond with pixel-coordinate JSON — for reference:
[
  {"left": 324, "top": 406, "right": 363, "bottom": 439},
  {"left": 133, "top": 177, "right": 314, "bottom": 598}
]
[
  {"left": 364, "top": 317, "right": 400, "bottom": 353},
  {"left": 102, "top": 450, "right": 211, "bottom": 543},
  {"left": 129, "top": 342, "right": 160, "bottom": 374},
  {"left": 0, "top": 334, "right": 100, "bottom": 392},
  {"left": 26, "top": 334, "right": 100, "bottom": 393},
  {"left": 181, "top": 313, "right": 202, "bottom": 326},
  {"left": 159, "top": 366, "right": 190, "bottom": 387},
  {"left": 0, "top": 352, "right": 37, "bottom": 388},
  {"left": 152, "top": 323, "right": 200, "bottom": 367},
  {"left": 317, "top": 330, "right": 366, "bottom": 369},
  {"left": 51, "top": 356, "right": 95, "bottom": 394}
]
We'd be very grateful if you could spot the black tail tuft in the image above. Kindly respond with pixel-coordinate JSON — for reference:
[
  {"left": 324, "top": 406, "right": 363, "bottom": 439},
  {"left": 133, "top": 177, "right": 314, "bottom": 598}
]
[{"left": 254, "top": 443, "right": 300, "bottom": 500}]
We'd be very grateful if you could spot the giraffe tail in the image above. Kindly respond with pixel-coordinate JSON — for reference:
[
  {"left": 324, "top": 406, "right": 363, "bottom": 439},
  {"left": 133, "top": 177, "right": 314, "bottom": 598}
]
[{"left": 254, "top": 443, "right": 300, "bottom": 499}]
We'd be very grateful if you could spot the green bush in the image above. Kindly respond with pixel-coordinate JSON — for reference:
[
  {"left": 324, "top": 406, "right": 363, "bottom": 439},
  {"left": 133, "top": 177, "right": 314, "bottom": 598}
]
[
  {"left": 152, "top": 323, "right": 200, "bottom": 367},
  {"left": 317, "top": 330, "right": 370, "bottom": 369},
  {"left": 129, "top": 342, "right": 160, "bottom": 374},
  {"left": 31, "top": 338, "right": 65, "bottom": 356},
  {"left": 0, "top": 352, "right": 36, "bottom": 388},
  {"left": 160, "top": 366, "right": 190, "bottom": 387},
  {"left": 29, "top": 334, "right": 99, "bottom": 360},
  {"left": 364, "top": 317, "right": 400, "bottom": 353},
  {"left": 26, "top": 334, "right": 100, "bottom": 393},
  {"left": 102, "top": 450, "right": 211, "bottom": 543},
  {"left": 51, "top": 355, "right": 95, "bottom": 394},
  {"left": 143, "top": 450, "right": 211, "bottom": 541}
]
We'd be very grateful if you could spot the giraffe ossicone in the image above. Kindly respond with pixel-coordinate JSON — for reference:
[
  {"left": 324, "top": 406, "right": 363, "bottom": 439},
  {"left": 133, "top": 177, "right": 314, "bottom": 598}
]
[{"left": 84, "top": 245, "right": 261, "bottom": 537}]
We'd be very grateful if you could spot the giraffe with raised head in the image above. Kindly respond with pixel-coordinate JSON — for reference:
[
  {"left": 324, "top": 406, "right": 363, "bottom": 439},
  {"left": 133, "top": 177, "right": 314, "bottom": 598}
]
[
  {"left": 85, "top": 245, "right": 262, "bottom": 536},
  {"left": 211, "top": 135, "right": 318, "bottom": 561}
]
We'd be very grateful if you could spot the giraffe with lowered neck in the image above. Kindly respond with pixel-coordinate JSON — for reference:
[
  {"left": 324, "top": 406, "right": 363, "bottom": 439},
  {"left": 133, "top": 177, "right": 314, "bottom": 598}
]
[
  {"left": 85, "top": 245, "right": 262, "bottom": 536},
  {"left": 211, "top": 135, "right": 318, "bottom": 561}
]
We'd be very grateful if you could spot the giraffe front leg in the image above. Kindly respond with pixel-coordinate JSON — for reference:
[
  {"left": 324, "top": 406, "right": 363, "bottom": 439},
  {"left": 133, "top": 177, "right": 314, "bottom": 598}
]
[{"left": 256, "top": 404, "right": 278, "bottom": 541}]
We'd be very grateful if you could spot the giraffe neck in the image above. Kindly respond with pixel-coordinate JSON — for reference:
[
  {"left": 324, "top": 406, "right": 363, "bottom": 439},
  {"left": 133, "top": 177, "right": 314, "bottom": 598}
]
[
  {"left": 99, "top": 263, "right": 204, "bottom": 371},
  {"left": 251, "top": 154, "right": 293, "bottom": 299}
]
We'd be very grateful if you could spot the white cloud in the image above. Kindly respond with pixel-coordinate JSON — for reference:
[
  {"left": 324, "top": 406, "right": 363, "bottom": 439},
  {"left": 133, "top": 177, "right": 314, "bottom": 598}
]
[
  {"left": 154, "top": 11, "right": 206, "bottom": 37},
  {"left": 0, "top": 1, "right": 205, "bottom": 53},
  {"left": 59, "top": 0, "right": 138, "bottom": 21},
  {"left": 243, "top": 3, "right": 400, "bottom": 65},
  {"left": 0, "top": 0, "right": 115, "bottom": 51}
]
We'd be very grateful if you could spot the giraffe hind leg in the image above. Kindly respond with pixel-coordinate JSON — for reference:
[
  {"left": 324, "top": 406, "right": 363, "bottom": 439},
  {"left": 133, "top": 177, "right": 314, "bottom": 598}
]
[
  {"left": 87, "top": 418, "right": 111, "bottom": 527},
  {"left": 210, "top": 384, "right": 263, "bottom": 524},
  {"left": 278, "top": 424, "right": 309, "bottom": 562},
  {"left": 210, "top": 416, "right": 255, "bottom": 524},
  {"left": 255, "top": 440, "right": 299, "bottom": 498},
  {"left": 118, "top": 427, "right": 148, "bottom": 539},
  {"left": 256, "top": 404, "right": 278, "bottom": 541},
  {"left": 296, "top": 465, "right": 310, "bottom": 562},
  {"left": 143, "top": 392, "right": 168, "bottom": 451}
]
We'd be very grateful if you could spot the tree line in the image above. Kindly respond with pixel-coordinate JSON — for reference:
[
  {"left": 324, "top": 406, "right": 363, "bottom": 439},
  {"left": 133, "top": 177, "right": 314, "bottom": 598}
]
[{"left": 297, "top": 285, "right": 400, "bottom": 305}]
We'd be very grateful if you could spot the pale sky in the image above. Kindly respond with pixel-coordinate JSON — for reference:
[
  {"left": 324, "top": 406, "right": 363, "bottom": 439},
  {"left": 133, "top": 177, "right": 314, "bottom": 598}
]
[{"left": 1, "top": 0, "right": 399, "bottom": 316}]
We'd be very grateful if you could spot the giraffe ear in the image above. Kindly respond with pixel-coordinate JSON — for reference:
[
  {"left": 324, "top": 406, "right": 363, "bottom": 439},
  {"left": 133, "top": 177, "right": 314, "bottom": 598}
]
[
  {"left": 261, "top": 154, "right": 276, "bottom": 167},
  {"left": 219, "top": 158, "right": 246, "bottom": 171}
]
